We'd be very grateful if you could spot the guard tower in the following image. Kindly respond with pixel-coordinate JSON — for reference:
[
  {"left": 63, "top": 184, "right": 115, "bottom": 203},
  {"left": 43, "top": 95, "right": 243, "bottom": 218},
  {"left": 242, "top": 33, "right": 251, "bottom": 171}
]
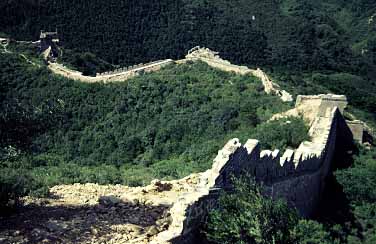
[{"left": 40, "top": 30, "right": 60, "bottom": 61}]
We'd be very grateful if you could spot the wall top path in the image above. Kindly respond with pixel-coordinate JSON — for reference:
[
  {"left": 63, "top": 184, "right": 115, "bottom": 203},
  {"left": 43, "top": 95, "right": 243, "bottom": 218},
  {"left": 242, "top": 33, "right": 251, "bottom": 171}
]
[
  {"left": 151, "top": 94, "right": 348, "bottom": 243},
  {"left": 185, "top": 46, "right": 293, "bottom": 102}
]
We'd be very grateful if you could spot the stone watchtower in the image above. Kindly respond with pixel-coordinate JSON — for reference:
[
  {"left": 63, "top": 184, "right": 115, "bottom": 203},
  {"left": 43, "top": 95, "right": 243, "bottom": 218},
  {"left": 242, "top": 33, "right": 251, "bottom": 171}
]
[{"left": 39, "top": 30, "right": 60, "bottom": 61}]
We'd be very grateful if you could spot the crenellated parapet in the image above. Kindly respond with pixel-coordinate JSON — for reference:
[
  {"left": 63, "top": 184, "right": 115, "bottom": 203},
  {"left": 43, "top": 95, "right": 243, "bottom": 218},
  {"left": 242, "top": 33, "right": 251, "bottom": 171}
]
[
  {"left": 185, "top": 46, "right": 293, "bottom": 102},
  {"left": 151, "top": 94, "right": 355, "bottom": 244},
  {"left": 48, "top": 59, "right": 174, "bottom": 83},
  {"left": 96, "top": 60, "right": 172, "bottom": 77}
]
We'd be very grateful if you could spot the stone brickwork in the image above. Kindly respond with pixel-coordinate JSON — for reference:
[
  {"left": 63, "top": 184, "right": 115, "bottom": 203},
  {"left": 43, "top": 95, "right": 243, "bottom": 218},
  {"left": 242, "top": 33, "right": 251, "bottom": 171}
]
[
  {"left": 39, "top": 30, "right": 59, "bottom": 61},
  {"left": 151, "top": 94, "right": 354, "bottom": 244},
  {"left": 48, "top": 59, "right": 174, "bottom": 83},
  {"left": 185, "top": 46, "right": 293, "bottom": 102},
  {"left": 272, "top": 94, "right": 348, "bottom": 125},
  {"left": 0, "top": 38, "right": 10, "bottom": 54},
  {"left": 47, "top": 45, "right": 293, "bottom": 102}
]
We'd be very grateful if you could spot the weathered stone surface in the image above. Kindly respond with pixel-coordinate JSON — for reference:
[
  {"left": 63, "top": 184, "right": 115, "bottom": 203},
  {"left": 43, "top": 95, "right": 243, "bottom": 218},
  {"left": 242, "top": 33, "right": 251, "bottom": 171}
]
[
  {"left": 47, "top": 59, "right": 174, "bottom": 83},
  {"left": 150, "top": 94, "right": 356, "bottom": 244},
  {"left": 346, "top": 120, "right": 365, "bottom": 143},
  {"left": 6, "top": 93, "right": 350, "bottom": 244},
  {"left": 185, "top": 46, "right": 293, "bottom": 102}
]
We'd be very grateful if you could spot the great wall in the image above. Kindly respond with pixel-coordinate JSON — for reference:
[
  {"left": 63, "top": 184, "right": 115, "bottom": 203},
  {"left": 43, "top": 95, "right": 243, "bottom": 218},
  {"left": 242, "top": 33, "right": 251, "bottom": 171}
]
[
  {"left": 4, "top": 93, "right": 355, "bottom": 244},
  {"left": 42, "top": 42, "right": 294, "bottom": 102},
  {"left": 185, "top": 46, "right": 293, "bottom": 102},
  {"left": 48, "top": 59, "right": 174, "bottom": 83},
  {"left": 1, "top": 36, "right": 374, "bottom": 243},
  {"left": 149, "top": 93, "right": 355, "bottom": 244}
]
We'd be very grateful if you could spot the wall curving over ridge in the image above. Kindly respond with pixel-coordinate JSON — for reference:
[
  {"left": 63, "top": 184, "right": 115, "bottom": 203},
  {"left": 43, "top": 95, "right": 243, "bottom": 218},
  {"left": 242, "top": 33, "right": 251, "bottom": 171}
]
[
  {"left": 151, "top": 94, "right": 355, "bottom": 244},
  {"left": 185, "top": 46, "right": 293, "bottom": 102}
]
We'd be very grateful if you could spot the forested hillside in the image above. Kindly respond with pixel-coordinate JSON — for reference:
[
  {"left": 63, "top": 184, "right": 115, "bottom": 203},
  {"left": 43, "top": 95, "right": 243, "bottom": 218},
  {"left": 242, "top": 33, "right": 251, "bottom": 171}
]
[
  {"left": 0, "top": 0, "right": 374, "bottom": 69},
  {"left": 1, "top": 50, "right": 304, "bottom": 198},
  {"left": 1, "top": 0, "right": 376, "bottom": 116},
  {"left": 1, "top": 1, "right": 376, "bottom": 243}
]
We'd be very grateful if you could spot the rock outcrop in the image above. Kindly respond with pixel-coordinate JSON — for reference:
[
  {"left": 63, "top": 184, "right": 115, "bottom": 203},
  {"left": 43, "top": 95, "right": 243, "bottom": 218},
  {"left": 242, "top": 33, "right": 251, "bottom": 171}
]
[{"left": 1, "top": 93, "right": 360, "bottom": 244}]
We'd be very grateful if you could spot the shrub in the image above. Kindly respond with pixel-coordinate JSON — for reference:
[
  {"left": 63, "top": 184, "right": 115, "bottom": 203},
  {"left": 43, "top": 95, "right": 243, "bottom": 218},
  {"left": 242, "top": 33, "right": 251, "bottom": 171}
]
[
  {"left": 249, "top": 117, "right": 310, "bottom": 151},
  {"left": 293, "top": 220, "right": 332, "bottom": 244},
  {"left": 0, "top": 168, "right": 31, "bottom": 209},
  {"left": 204, "top": 177, "right": 299, "bottom": 244}
]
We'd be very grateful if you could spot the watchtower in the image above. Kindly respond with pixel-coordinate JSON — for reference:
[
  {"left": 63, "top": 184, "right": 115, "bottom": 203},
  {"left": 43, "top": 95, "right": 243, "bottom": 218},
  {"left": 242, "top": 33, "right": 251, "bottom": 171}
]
[{"left": 40, "top": 30, "right": 60, "bottom": 61}]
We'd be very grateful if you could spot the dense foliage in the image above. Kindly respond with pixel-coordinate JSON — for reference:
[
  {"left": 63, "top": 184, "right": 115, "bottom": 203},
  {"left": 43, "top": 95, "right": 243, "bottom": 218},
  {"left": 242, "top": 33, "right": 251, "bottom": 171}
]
[
  {"left": 204, "top": 145, "right": 376, "bottom": 244},
  {"left": 247, "top": 117, "right": 310, "bottom": 152},
  {"left": 0, "top": 1, "right": 374, "bottom": 69},
  {"left": 205, "top": 178, "right": 300, "bottom": 244},
  {"left": 1, "top": 0, "right": 375, "bottom": 113},
  {"left": 1, "top": 51, "right": 298, "bottom": 202},
  {"left": 1, "top": 1, "right": 376, "bottom": 241},
  {"left": 58, "top": 49, "right": 114, "bottom": 76},
  {"left": 332, "top": 146, "right": 376, "bottom": 243},
  {"left": 205, "top": 177, "right": 335, "bottom": 244}
]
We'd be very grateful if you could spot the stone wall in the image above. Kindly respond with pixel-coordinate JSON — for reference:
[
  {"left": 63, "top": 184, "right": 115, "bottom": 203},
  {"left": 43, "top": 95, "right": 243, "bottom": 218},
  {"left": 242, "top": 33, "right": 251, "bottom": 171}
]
[
  {"left": 48, "top": 45, "right": 292, "bottom": 102},
  {"left": 48, "top": 59, "right": 174, "bottom": 83},
  {"left": 97, "top": 60, "right": 171, "bottom": 76},
  {"left": 272, "top": 94, "right": 348, "bottom": 125},
  {"left": 185, "top": 46, "right": 293, "bottom": 102},
  {"left": 151, "top": 94, "right": 354, "bottom": 244},
  {"left": 346, "top": 120, "right": 365, "bottom": 143}
]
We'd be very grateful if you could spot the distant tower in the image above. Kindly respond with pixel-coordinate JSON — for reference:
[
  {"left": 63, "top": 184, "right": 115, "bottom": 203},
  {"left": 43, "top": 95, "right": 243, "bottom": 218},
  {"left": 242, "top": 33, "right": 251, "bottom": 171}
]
[{"left": 39, "top": 29, "right": 60, "bottom": 61}]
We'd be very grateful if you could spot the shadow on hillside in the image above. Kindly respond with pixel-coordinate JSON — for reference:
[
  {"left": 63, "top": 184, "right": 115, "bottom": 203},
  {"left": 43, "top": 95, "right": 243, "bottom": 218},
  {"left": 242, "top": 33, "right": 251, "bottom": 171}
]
[
  {"left": 313, "top": 119, "right": 358, "bottom": 229},
  {"left": 313, "top": 173, "right": 355, "bottom": 223},
  {"left": 0, "top": 196, "right": 170, "bottom": 244}
]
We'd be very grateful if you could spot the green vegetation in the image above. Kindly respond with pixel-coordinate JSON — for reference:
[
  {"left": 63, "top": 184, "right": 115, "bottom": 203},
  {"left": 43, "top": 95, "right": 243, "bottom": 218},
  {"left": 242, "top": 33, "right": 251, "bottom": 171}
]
[
  {"left": 58, "top": 49, "right": 114, "bottom": 76},
  {"left": 247, "top": 117, "right": 310, "bottom": 152},
  {"left": 0, "top": 0, "right": 375, "bottom": 112},
  {"left": 1, "top": 1, "right": 376, "bottom": 242},
  {"left": 205, "top": 177, "right": 299, "bottom": 244},
  {"left": 0, "top": 51, "right": 294, "bottom": 203},
  {"left": 204, "top": 146, "right": 376, "bottom": 244},
  {"left": 332, "top": 146, "right": 376, "bottom": 243},
  {"left": 204, "top": 177, "right": 335, "bottom": 244},
  {"left": 268, "top": 69, "right": 376, "bottom": 118}
]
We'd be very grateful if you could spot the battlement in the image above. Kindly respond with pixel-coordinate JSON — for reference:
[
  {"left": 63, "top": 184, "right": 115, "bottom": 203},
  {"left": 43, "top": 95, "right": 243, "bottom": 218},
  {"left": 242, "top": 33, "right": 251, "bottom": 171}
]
[
  {"left": 40, "top": 30, "right": 60, "bottom": 62},
  {"left": 185, "top": 47, "right": 293, "bottom": 102},
  {"left": 187, "top": 46, "right": 221, "bottom": 60},
  {"left": 97, "top": 59, "right": 172, "bottom": 77},
  {"left": 40, "top": 30, "right": 59, "bottom": 40},
  {"left": 49, "top": 59, "right": 174, "bottom": 83},
  {"left": 0, "top": 38, "right": 9, "bottom": 45},
  {"left": 151, "top": 94, "right": 355, "bottom": 244},
  {"left": 296, "top": 94, "right": 348, "bottom": 116}
]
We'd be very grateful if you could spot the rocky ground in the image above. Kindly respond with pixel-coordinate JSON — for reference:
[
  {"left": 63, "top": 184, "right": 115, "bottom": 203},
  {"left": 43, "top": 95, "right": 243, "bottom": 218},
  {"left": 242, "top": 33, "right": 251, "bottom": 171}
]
[{"left": 0, "top": 176, "right": 200, "bottom": 244}]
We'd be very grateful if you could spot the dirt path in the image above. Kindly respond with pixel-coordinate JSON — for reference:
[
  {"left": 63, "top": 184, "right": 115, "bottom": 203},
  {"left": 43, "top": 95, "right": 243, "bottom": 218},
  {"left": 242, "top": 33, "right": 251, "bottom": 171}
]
[{"left": 0, "top": 177, "right": 199, "bottom": 244}]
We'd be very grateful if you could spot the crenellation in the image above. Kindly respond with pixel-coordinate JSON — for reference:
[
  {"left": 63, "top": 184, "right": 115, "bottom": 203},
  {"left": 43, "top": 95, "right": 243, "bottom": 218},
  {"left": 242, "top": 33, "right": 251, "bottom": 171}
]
[
  {"left": 151, "top": 94, "right": 356, "bottom": 244},
  {"left": 280, "top": 149, "right": 294, "bottom": 166},
  {"left": 48, "top": 59, "right": 174, "bottom": 83},
  {"left": 185, "top": 47, "right": 293, "bottom": 102}
]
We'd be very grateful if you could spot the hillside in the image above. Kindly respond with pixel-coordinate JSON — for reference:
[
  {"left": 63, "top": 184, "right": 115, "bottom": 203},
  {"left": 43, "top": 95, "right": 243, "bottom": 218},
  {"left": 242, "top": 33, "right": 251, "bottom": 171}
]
[
  {"left": 1, "top": 0, "right": 376, "bottom": 117},
  {"left": 1, "top": 47, "right": 308, "bottom": 197},
  {"left": 0, "top": 0, "right": 374, "bottom": 69},
  {"left": 0, "top": 45, "right": 375, "bottom": 243},
  {"left": 1, "top": 1, "right": 376, "bottom": 243}
]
